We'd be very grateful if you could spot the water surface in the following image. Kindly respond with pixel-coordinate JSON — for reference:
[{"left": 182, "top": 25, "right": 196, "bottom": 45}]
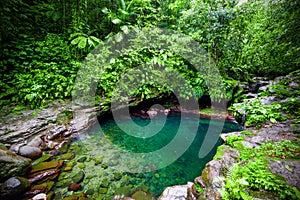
[{"left": 54, "top": 113, "right": 242, "bottom": 199}]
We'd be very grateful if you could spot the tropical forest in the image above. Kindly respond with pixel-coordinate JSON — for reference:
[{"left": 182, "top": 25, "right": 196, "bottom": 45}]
[{"left": 0, "top": 0, "right": 299, "bottom": 200}]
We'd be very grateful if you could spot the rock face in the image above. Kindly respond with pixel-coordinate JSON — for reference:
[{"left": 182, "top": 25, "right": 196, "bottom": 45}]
[
  {"left": 197, "top": 146, "right": 239, "bottom": 200},
  {"left": 0, "top": 148, "right": 31, "bottom": 181},
  {"left": 0, "top": 176, "right": 31, "bottom": 199},
  {"left": 269, "top": 160, "right": 300, "bottom": 190},
  {"left": 158, "top": 182, "right": 196, "bottom": 200},
  {"left": 0, "top": 102, "right": 101, "bottom": 147}
]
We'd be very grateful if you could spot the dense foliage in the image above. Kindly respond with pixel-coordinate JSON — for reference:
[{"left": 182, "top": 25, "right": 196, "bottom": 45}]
[
  {"left": 220, "top": 137, "right": 300, "bottom": 200},
  {"left": 1, "top": 0, "right": 299, "bottom": 110}
]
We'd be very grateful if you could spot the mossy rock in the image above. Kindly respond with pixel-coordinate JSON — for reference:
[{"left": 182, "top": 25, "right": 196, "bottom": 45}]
[
  {"left": 213, "top": 145, "right": 226, "bottom": 160},
  {"left": 62, "top": 192, "right": 86, "bottom": 200},
  {"left": 94, "top": 155, "right": 104, "bottom": 165},
  {"left": 60, "top": 152, "right": 75, "bottom": 160},
  {"left": 113, "top": 172, "right": 122, "bottom": 180},
  {"left": 99, "top": 187, "right": 108, "bottom": 194},
  {"left": 72, "top": 171, "right": 85, "bottom": 183},
  {"left": 0, "top": 149, "right": 31, "bottom": 181},
  {"left": 78, "top": 163, "right": 86, "bottom": 169},
  {"left": 77, "top": 156, "right": 87, "bottom": 162},
  {"left": 131, "top": 190, "right": 153, "bottom": 200},
  {"left": 100, "top": 179, "right": 109, "bottom": 188}
]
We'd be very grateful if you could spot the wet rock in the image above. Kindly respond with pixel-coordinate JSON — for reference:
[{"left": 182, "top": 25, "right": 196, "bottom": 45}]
[
  {"left": 99, "top": 187, "right": 108, "bottom": 194},
  {"left": 94, "top": 155, "right": 104, "bottom": 165},
  {"left": 101, "top": 163, "right": 108, "bottom": 169},
  {"left": 114, "top": 186, "right": 132, "bottom": 196},
  {"left": 27, "top": 136, "right": 44, "bottom": 147},
  {"left": 85, "top": 188, "right": 94, "bottom": 195},
  {"left": 56, "top": 141, "right": 69, "bottom": 153},
  {"left": 46, "top": 125, "right": 67, "bottom": 140},
  {"left": 158, "top": 182, "right": 195, "bottom": 200},
  {"left": 0, "top": 148, "right": 31, "bottom": 181},
  {"left": 32, "top": 193, "right": 47, "bottom": 200},
  {"left": 77, "top": 156, "right": 87, "bottom": 162},
  {"left": 68, "top": 183, "right": 82, "bottom": 191},
  {"left": 100, "top": 179, "right": 109, "bottom": 188},
  {"left": 0, "top": 176, "right": 30, "bottom": 199},
  {"left": 25, "top": 181, "right": 54, "bottom": 196},
  {"left": 31, "top": 160, "right": 64, "bottom": 173},
  {"left": 78, "top": 163, "right": 86, "bottom": 169},
  {"left": 62, "top": 192, "right": 87, "bottom": 200},
  {"left": 60, "top": 152, "right": 75, "bottom": 160},
  {"left": 71, "top": 171, "right": 85, "bottom": 183},
  {"left": 19, "top": 145, "right": 42, "bottom": 159},
  {"left": 114, "top": 172, "right": 122, "bottom": 180},
  {"left": 9, "top": 143, "right": 25, "bottom": 154},
  {"left": 29, "top": 169, "right": 60, "bottom": 184}
]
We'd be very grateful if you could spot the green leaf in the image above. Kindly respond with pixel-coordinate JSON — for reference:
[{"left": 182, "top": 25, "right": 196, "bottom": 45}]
[
  {"left": 112, "top": 18, "right": 122, "bottom": 24},
  {"left": 78, "top": 37, "right": 87, "bottom": 49},
  {"left": 71, "top": 36, "right": 83, "bottom": 45},
  {"left": 89, "top": 36, "right": 101, "bottom": 44},
  {"left": 270, "top": 118, "right": 277, "bottom": 123}
]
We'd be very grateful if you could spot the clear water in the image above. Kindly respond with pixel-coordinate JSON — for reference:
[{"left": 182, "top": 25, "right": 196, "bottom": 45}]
[{"left": 56, "top": 113, "right": 242, "bottom": 199}]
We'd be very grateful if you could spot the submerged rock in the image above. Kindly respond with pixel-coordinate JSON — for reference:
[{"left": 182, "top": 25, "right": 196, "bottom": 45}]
[
  {"left": 0, "top": 148, "right": 31, "bottom": 181},
  {"left": 25, "top": 181, "right": 54, "bottom": 196},
  {"left": 31, "top": 160, "right": 64, "bottom": 173},
  {"left": 71, "top": 171, "right": 85, "bottom": 183},
  {"left": 61, "top": 192, "right": 87, "bottom": 200},
  {"left": 0, "top": 176, "right": 30, "bottom": 199},
  {"left": 68, "top": 183, "right": 82, "bottom": 191}
]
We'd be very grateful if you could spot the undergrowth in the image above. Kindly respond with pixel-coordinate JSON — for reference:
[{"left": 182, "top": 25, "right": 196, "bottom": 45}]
[{"left": 220, "top": 139, "right": 300, "bottom": 199}]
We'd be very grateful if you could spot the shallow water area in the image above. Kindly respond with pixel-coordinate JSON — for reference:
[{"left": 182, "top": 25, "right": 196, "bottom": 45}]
[{"left": 53, "top": 113, "right": 242, "bottom": 199}]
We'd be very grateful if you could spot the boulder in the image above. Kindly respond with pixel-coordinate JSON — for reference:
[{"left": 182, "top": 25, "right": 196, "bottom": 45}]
[
  {"left": 27, "top": 136, "right": 44, "bottom": 147},
  {"left": 158, "top": 182, "right": 196, "bottom": 200},
  {"left": 147, "top": 110, "right": 158, "bottom": 119},
  {"left": 0, "top": 176, "right": 30, "bottom": 199},
  {"left": 19, "top": 145, "right": 42, "bottom": 159},
  {"left": 32, "top": 193, "right": 47, "bottom": 200},
  {"left": 0, "top": 148, "right": 31, "bottom": 181}
]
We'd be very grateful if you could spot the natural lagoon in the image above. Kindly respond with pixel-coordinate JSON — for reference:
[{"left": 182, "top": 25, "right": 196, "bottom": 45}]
[{"left": 53, "top": 113, "right": 243, "bottom": 199}]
